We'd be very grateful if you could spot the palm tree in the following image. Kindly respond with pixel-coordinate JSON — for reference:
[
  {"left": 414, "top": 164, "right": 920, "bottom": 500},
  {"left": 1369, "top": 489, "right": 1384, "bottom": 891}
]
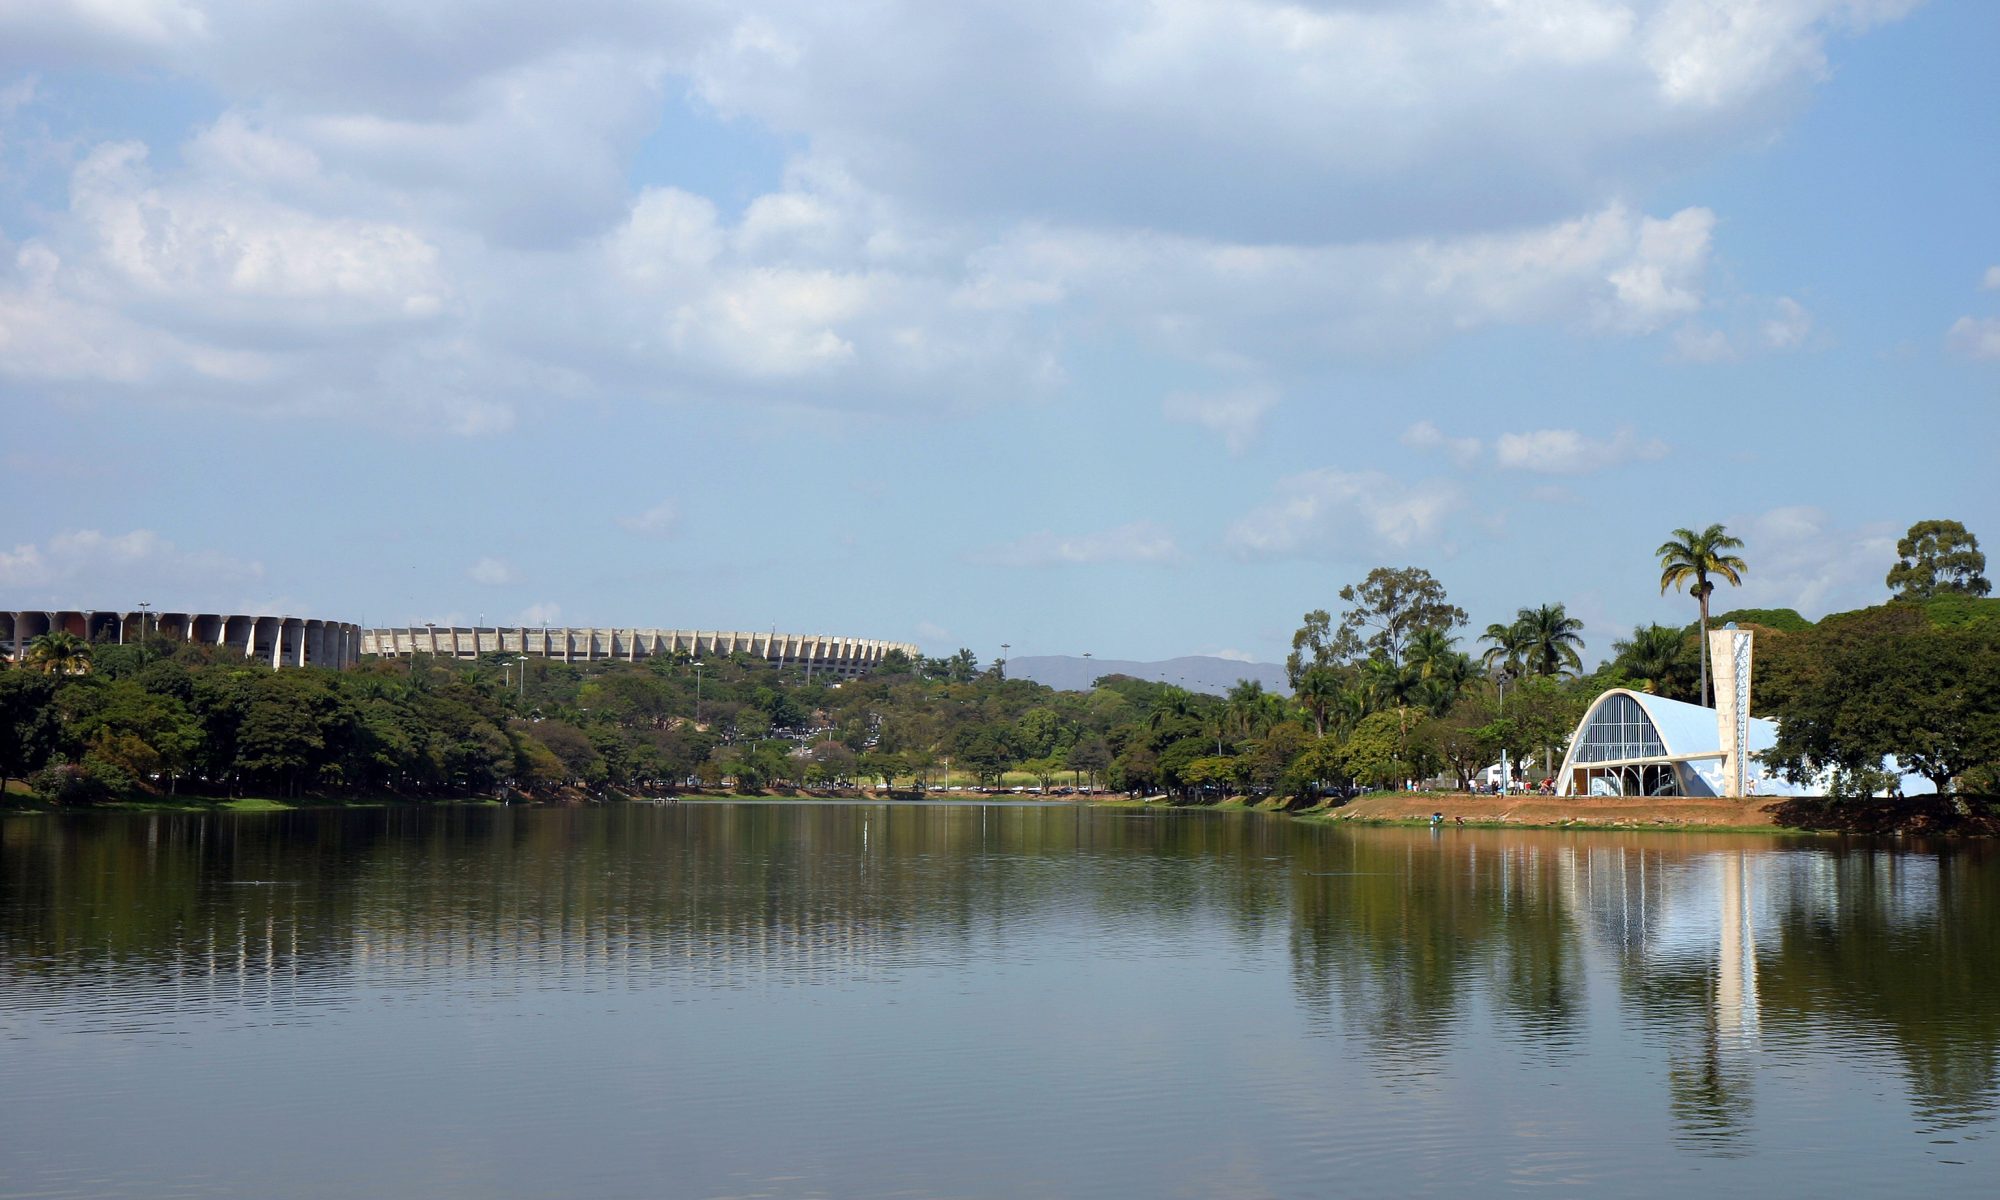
[
  {"left": 1478, "top": 620, "right": 1531, "bottom": 677},
  {"left": 1147, "top": 686, "right": 1200, "bottom": 733},
  {"left": 24, "top": 631, "right": 92, "bottom": 676},
  {"left": 1293, "top": 666, "right": 1342, "bottom": 737},
  {"left": 1611, "top": 624, "right": 1698, "bottom": 700},
  {"left": 1513, "top": 603, "right": 1585, "bottom": 678},
  {"left": 1657, "top": 524, "right": 1748, "bottom": 706},
  {"left": 1404, "top": 628, "right": 1457, "bottom": 677},
  {"left": 1224, "top": 680, "right": 1286, "bottom": 742},
  {"left": 1361, "top": 657, "right": 1418, "bottom": 711}
]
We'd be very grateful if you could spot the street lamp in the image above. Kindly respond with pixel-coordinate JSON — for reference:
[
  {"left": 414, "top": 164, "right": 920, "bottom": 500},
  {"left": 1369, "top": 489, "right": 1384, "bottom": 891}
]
[
  {"left": 1000, "top": 642, "right": 1010, "bottom": 679},
  {"left": 135, "top": 601, "right": 151, "bottom": 663},
  {"left": 693, "top": 660, "right": 705, "bottom": 725},
  {"left": 517, "top": 655, "right": 528, "bottom": 701},
  {"left": 1491, "top": 666, "right": 1512, "bottom": 795}
]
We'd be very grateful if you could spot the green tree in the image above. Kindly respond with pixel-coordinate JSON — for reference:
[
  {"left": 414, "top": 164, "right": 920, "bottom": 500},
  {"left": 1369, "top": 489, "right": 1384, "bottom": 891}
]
[
  {"left": 1511, "top": 603, "right": 1585, "bottom": 678},
  {"left": 0, "top": 671, "right": 60, "bottom": 796},
  {"left": 24, "top": 631, "right": 92, "bottom": 676},
  {"left": 1657, "top": 523, "right": 1748, "bottom": 706},
  {"left": 1762, "top": 606, "right": 2000, "bottom": 795},
  {"left": 1609, "top": 624, "right": 1699, "bottom": 701},
  {"left": 1478, "top": 620, "right": 1532, "bottom": 677},
  {"left": 1336, "top": 567, "right": 1468, "bottom": 668},
  {"left": 1287, "top": 608, "right": 1358, "bottom": 686},
  {"left": 1063, "top": 735, "right": 1111, "bottom": 790},
  {"left": 1182, "top": 755, "right": 1240, "bottom": 797},
  {"left": 1341, "top": 710, "right": 1418, "bottom": 790},
  {"left": 1111, "top": 743, "right": 1159, "bottom": 793},
  {"left": 1886, "top": 519, "right": 1991, "bottom": 600},
  {"left": 1428, "top": 691, "right": 1505, "bottom": 791}
]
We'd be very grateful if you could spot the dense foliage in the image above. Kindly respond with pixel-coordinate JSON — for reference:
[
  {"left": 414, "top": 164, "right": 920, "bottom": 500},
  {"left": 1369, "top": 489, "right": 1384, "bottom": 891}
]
[{"left": 8, "top": 518, "right": 2000, "bottom": 806}]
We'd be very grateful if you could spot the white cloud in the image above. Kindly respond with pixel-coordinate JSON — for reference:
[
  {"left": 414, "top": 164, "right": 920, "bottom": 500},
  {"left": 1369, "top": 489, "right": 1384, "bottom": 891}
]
[
  {"left": 0, "top": 2, "right": 1918, "bottom": 437},
  {"left": 1948, "top": 316, "right": 2000, "bottom": 360},
  {"left": 1670, "top": 295, "right": 1816, "bottom": 361},
  {"left": 1401, "top": 420, "right": 1482, "bottom": 467},
  {"left": 1762, "top": 296, "right": 1813, "bottom": 349},
  {"left": 1162, "top": 386, "right": 1276, "bottom": 456},
  {"left": 0, "top": 528, "right": 264, "bottom": 605},
  {"left": 693, "top": 1, "right": 1906, "bottom": 242},
  {"left": 514, "top": 601, "right": 562, "bottom": 626},
  {"left": 1405, "top": 423, "right": 1668, "bottom": 475},
  {"left": 65, "top": 141, "right": 447, "bottom": 324},
  {"left": 1672, "top": 324, "right": 1739, "bottom": 362},
  {"left": 1720, "top": 505, "right": 1898, "bottom": 617},
  {"left": 466, "top": 556, "right": 519, "bottom": 586},
  {"left": 1225, "top": 469, "right": 1462, "bottom": 560},
  {"left": 1495, "top": 428, "right": 1669, "bottom": 475},
  {"left": 618, "top": 500, "right": 680, "bottom": 538},
  {"left": 971, "top": 520, "right": 1183, "bottom": 568},
  {"left": 1985, "top": 265, "right": 2000, "bottom": 291}
]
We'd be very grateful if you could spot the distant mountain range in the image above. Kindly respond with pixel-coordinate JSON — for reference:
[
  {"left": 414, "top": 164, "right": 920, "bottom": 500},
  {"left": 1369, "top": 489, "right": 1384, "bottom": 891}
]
[{"left": 1005, "top": 654, "right": 1287, "bottom": 696}]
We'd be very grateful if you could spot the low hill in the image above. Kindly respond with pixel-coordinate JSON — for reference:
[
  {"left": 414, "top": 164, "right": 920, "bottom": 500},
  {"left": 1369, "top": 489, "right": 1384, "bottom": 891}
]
[
  {"left": 1683, "top": 608, "right": 1814, "bottom": 635},
  {"left": 1006, "top": 654, "right": 1288, "bottom": 696}
]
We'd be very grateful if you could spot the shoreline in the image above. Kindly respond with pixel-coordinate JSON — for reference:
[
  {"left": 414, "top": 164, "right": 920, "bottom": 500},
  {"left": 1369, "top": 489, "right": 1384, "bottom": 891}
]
[{"left": 5, "top": 789, "right": 1988, "bottom": 837}]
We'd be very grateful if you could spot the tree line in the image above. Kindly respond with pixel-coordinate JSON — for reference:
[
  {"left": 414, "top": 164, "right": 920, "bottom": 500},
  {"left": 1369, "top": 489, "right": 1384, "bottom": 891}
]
[{"left": 2, "top": 516, "right": 1996, "bottom": 805}]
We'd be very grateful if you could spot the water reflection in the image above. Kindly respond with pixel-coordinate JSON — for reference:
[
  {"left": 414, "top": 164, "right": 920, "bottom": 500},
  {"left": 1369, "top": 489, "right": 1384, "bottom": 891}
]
[{"left": 4, "top": 806, "right": 1998, "bottom": 1195}]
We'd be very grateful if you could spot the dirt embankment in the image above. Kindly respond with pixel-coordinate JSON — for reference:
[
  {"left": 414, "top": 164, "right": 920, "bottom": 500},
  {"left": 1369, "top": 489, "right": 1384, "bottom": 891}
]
[{"left": 1322, "top": 792, "right": 1784, "bottom": 830}]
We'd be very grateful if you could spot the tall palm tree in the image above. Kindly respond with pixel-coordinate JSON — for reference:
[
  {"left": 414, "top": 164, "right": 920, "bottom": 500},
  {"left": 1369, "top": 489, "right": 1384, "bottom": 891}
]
[
  {"left": 1147, "top": 686, "right": 1200, "bottom": 733},
  {"left": 1404, "top": 628, "right": 1457, "bottom": 678},
  {"left": 1361, "top": 657, "right": 1418, "bottom": 711},
  {"left": 1224, "top": 680, "right": 1286, "bottom": 742},
  {"left": 24, "top": 631, "right": 92, "bottom": 676},
  {"left": 1478, "top": 620, "right": 1532, "bottom": 677},
  {"left": 1657, "top": 524, "right": 1748, "bottom": 706},
  {"left": 1513, "top": 603, "right": 1585, "bottom": 678},
  {"left": 1293, "top": 666, "right": 1342, "bottom": 737}
]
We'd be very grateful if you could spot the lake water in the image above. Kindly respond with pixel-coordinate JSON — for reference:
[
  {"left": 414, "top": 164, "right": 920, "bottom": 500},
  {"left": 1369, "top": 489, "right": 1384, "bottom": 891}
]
[{"left": 3, "top": 803, "right": 1996, "bottom": 1198}]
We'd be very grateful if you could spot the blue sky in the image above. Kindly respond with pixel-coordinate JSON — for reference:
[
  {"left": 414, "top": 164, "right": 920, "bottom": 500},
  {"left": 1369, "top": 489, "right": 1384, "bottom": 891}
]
[{"left": 2, "top": 0, "right": 1995, "bottom": 667}]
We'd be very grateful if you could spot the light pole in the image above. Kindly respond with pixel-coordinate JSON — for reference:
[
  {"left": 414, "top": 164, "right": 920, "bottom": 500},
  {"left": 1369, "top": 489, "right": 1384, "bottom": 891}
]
[
  {"left": 1000, "top": 643, "right": 1010, "bottom": 679},
  {"left": 693, "top": 660, "right": 704, "bottom": 726},
  {"left": 517, "top": 655, "right": 528, "bottom": 701},
  {"left": 136, "top": 601, "right": 151, "bottom": 662},
  {"left": 1492, "top": 667, "right": 1511, "bottom": 796}
]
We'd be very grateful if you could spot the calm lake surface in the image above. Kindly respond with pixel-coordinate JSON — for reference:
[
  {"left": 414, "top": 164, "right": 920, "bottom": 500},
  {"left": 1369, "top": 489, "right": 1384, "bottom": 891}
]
[{"left": 3, "top": 803, "right": 1996, "bottom": 1198}]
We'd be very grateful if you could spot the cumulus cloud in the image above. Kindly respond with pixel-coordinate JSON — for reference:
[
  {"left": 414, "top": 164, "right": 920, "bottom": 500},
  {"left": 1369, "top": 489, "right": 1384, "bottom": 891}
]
[
  {"left": 1721, "top": 505, "right": 1899, "bottom": 617},
  {"left": 1985, "top": 265, "right": 2000, "bottom": 291},
  {"left": 1162, "top": 386, "right": 1276, "bottom": 456},
  {"left": 693, "top": 0, "right": 1908, "bottom": 242},
  {"left": 465, "top": 556, "right": 520, "bottom": 586},
  {"left": 618, "top": 499, "right": 681, "bottom": 538},
  {"left": 1401, "top": 420, "right": 1483, "bottom": 467},
  {"left": 1949, "top": 316, "right": 2000, "bottom": 360},
  {"left": 514, "top": 601, "right": 562, "bottom": 626},
  {"left": 1225, "top": 469, "right": 1462, "bottom": 560},
  {"left": 0, "top": 528, "right": 264, "bottom": 605},
  {"left": 63, "top": 140, "right": 447, "bottom": 327},
  {"left": 971, "top": 520, "right": 1183, "bottom": 568},
  {"left": 1762, "top": 296, "right": 1813, "bottom": 349},
  {"left": 1405, "top": 422, "right": 1668, "bottom": 475},
  {"left": 1495, "top": 428, "right": 1669, "bottom": 474},
  {"left": 0, "top": 2, "right": 1916, "bottom": 435},
  {"left": 1672, "top": 295, "right": 1816, "bottom": 360}
]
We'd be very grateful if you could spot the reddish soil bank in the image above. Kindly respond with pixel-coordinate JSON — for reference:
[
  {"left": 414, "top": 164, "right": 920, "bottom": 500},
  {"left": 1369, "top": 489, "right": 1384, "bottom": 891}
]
[{"left": 1324, "top": 792, "right": 1782, "bottom": 829}]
